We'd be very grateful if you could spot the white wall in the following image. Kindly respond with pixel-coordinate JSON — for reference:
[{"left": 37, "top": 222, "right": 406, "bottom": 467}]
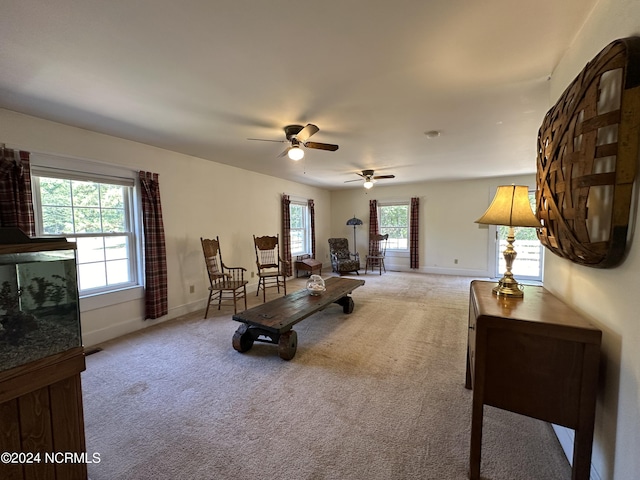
[
  {"left": 330, "top": 174, "right": 536, "bottom": 276},
  {"left": 0, "top": 108, "right": 332, "bottom": 346},
  {"left": 544, "top": 1, "right": 640, "bottom": 479}
]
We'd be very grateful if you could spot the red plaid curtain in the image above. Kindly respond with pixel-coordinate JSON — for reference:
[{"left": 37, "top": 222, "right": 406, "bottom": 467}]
[
  {"left": 281, "top": 194, "right": 292, "bottom": 276},
  {"left": 139, "top": 171, "right": 168, "bottom": 320},
  {"left": 0, "top": 148, "right": 35, "bottom": 236},
  {"left": 369, "top": 199, "right": 379, "bottom": 257},
  {"left": 308, "top": 199, "right": 315, "bottom": 259},
  {"left": 410, "top": 197, "right": 419, "bottom": 269}
]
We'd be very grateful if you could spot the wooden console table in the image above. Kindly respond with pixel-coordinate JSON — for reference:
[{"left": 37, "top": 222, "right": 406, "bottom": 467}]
[{"left": 465, "top": 280, "right": 601, "bottom": 480}]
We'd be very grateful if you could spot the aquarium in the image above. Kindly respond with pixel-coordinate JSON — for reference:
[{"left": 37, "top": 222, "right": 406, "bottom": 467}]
[{"left": 0, "top": 230, "right": 81, "bottom": 373}]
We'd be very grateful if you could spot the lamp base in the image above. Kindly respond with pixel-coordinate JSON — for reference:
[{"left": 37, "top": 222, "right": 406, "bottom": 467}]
[
  {"left": 492, "top": 275, "right": 524, "bottom": 297},
  {"left": 492, "top": 226, "right": 525, "bottom": 298}
]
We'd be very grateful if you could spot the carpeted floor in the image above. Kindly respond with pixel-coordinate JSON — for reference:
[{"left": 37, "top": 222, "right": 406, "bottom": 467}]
[{"left": 82, "top": 272, "right": 571, "bottom": 480}]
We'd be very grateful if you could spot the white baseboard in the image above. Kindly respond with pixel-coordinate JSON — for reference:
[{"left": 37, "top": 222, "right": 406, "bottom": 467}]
[
  {"left": 82, "top": 279, "right": 276, "bottom": 347},
  {"left": 383, "top": 263, "right": 489, "bottom": 277},
  {"left": 82, "top": 298, "right": 205, "bottom": 347}
]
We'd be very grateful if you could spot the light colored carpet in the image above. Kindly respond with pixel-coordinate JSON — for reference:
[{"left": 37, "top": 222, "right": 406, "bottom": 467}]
[{"left": 81, "top": 272, "right": 571, "bottom": 480}]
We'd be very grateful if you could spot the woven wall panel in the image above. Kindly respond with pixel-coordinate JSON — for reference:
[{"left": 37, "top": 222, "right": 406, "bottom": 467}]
[{"left": 536, "top": 37, "right": 640, "bottom": 268}]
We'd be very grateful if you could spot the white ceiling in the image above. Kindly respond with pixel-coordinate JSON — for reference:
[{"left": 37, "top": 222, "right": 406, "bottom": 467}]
[{"left": 0, "top": 0, "right": 597, "bottom": 189}]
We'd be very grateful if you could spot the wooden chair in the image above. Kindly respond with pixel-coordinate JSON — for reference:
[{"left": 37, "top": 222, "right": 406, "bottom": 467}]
[
  {"left": 201, "top": 237, "right": 248, "bottom": 316},
  {"left": 328, "top": 238, "right": 360, "bottom": 275},
  {"left": 253, "top": 234, "right": 288, "bottom": 302},
  {"left": 365, "top": 233, "right": 389, "bottom": 275}
]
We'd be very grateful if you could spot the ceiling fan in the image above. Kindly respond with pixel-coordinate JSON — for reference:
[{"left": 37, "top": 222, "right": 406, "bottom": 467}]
[
  {"left": 247, "top": 124, "right": 338, "bottom": 160},
  {"left": 345, "top": 169, "right": 396, "bottom": 189}
]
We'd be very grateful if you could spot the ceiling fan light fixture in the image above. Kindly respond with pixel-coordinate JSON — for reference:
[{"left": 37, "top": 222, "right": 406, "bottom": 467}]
[
  {"left": 344, "top": 169, "right": 395, "bottom": 187},
  {"left": 288, "top": 145, "right": 304, "bottom": 161}
]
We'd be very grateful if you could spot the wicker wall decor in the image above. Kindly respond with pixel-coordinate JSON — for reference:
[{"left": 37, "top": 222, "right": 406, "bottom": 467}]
[{"left": 536, "top": 37, "right": 640, "bottom": 268}]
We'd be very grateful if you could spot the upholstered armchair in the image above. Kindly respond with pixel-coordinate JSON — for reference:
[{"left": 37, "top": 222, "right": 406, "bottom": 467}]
[{"left": 328, "top": 238, "right": 360, "bottom": 275}]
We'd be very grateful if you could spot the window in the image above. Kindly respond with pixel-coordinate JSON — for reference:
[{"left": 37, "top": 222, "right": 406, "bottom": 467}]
[
  {"left": 31, "top": 166, "right": 140, "bottom": 296},
  {"left": 378, "top": 202, "right": 409, "bottom": 251},
  {"left": 289, "top": 201, "right": 310, "bottom": 255}
]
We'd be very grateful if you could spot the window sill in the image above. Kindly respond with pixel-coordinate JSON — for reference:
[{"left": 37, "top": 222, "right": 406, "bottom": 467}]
[
  {"left": 385, "top": 250, "right": 410, "bottom": 257},
  {"left": 79, "top": 285, "right": 144, "bottom": 312}
]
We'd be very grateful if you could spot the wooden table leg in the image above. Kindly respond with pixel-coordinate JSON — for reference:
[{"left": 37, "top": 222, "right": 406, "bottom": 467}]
[
  {"left": 465, "top": 350, "right": 472, "bottom": 390},
  {"left": 278, "top": 330, "right": 298, "bottom": 360},
  {"left": 571, "top": 343, "right": 599, "bottom": 480},
  {"left": 572, "top": 428, "right": 595, "bottom": 480},
  {"left": 469, "top": 401, "right": 483, "bottom": 480}
]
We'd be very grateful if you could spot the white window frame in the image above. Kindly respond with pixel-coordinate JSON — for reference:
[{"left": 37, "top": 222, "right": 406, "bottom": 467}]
[
  {"left": 378, "top": 201, "right": 410, "bottom": 252},
  {"left": 30, "top": 154, "right": 144, "bottom": 311},
  {"left": 289, "top": 200, "right": 311, "bottom": 256}
]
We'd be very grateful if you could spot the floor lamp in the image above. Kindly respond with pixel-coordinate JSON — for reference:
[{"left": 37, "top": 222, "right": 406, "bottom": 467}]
[{"left": 346, "top": 216, "right": 363, "bottom": 252}]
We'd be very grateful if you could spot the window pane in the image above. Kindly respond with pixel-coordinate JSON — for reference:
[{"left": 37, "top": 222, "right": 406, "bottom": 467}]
[
  {"left": 384, "top": 235, "right": 407, "bottom": 250},
  {"left": 105, "top": 236, "right": 128, "bottom": 261},
  {"left": 71, "top": 180, "right": 100, "bottom": 207},
  {"left": 76, "top": 237, "right": 105, "bottom": 263},
  {"left": 102, "top": 208, "right": 126, "bottom": 232},
  {"left": 41, "top": 206, "right": 73, "bottom": 234},
  {"left": 291, "top": 230, "right": 304, "bottom": 254},
  {"left": 78, "top": 263, "right": 107, "bottom": 290},
  {"left": 100, "top": 184, "right": 125, "bottom": 208},
  {"left": 497, "top": 229, "right": 542, "bottom": 277},
  {"left": 380, "top": 205, "right": 408, "bottom": 227},
  {"left": 40, "top": 178, "right": 71, "bottom": 206},
  {"left": 74, "top": 207, "right": 102, "bottom": 233},
  {"left": 289, "top": 202, "right": 309, "bottom": 254},
  {"left": 290, "top": 204, "right": 304, "bottom": 229},
  {"left": 106, "top": 259, "right": 130, "bottom": 285}
]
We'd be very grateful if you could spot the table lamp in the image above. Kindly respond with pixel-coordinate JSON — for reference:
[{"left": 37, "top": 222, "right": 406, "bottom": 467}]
[{"left": 475, "top": 185, "right": 542, "bottom": 297}]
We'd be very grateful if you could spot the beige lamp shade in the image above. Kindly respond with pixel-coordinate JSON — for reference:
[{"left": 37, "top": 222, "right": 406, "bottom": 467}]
[{"left": 475, "top": 185, "right": 541, "bottom": 228}]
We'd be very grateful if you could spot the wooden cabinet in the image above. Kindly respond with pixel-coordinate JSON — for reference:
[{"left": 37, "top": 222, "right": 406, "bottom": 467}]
[
  {"left": 465, "top": 280, "right": 601, "bottom": 480},
  {"left": 0, "top": 231, "right": 87, "bottom": 480},
  {"left": 0, "top": 348, "right": 87, "bottom": 480}
]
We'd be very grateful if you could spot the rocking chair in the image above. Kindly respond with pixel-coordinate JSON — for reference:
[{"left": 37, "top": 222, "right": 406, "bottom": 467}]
[{"left": 328, "top": 238, "right": 360, "bottom": 275}]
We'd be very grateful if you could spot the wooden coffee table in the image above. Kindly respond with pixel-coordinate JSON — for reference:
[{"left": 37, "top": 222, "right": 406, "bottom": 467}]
[{"left": 232, "top": 277, "right": 365, "bottom": 360}]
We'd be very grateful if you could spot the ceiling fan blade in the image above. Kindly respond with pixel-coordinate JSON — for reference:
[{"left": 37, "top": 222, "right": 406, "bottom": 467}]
[
  {"left": 305, "top": 141, "right": 339, "bottom": 152},
  {"left": 295, "top": 124, "right": 319, "bottom": 143},
  {"left": 247, "top": 138, "right": 287, "bottom": 143},
  {"left": 344, "top": 179, "right": 363, "bottom": 183},
  {"left": 373, "top": 175, "right": 395, "bottom": 179},
  {"left": 278, "top": 147, "right": 290, "bottom": 158}
]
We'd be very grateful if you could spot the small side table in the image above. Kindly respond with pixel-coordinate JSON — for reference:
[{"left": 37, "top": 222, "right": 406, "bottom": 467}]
[{"left": 294, "top": 254, "right": 322, "bottom": 278}]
